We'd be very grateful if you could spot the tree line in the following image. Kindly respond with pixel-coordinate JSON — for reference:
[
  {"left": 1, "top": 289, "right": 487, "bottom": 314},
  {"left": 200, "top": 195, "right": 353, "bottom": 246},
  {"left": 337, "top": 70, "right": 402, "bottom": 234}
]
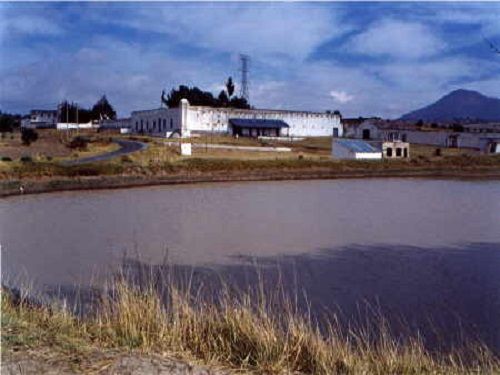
[
  {"left": 163, "top": 77, "right": 251, "bottom": 109},
  {"left": 58, "top": 95, "right": 116, "bottom": 123}
]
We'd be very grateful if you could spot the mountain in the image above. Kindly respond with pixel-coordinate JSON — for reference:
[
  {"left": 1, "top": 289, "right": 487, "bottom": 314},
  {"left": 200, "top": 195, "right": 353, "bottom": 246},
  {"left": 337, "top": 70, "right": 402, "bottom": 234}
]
[{"left": 400, "top": 89, "right": 500, "bottom": 122}]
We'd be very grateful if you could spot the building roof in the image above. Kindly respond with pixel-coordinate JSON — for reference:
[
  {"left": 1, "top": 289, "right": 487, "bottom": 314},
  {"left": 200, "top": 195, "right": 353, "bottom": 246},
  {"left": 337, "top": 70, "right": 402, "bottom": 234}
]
[
  {"left": 229, "top": 118, "right": 290, "bottom": 129},
  {"left": 335, "top": 139, "right": 379, "bottom": 153},
  {"left": 31, "top": 109, "right": 57, "bottom": 114}
]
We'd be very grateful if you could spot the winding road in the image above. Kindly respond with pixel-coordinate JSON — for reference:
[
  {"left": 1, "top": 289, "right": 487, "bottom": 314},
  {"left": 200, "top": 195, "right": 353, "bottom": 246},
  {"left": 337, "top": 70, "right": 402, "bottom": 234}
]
[{"left": 62, "top": 139, "right": 148, "bottom": 166}]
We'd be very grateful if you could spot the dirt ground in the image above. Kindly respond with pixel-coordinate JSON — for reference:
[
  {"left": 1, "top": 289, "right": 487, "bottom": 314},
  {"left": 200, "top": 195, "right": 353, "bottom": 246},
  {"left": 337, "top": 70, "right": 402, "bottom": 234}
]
[
  {"left": 2, "top": 352, "right": 229, "bottom": 375},
  {"left": 0, "top": 130, "right": 118, "bottom": 161}
]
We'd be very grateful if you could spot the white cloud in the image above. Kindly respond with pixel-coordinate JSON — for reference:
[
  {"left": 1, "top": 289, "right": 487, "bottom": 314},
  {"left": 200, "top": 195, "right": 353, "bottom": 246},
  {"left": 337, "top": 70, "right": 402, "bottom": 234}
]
[
  {"left": 97, "top": 4, "right": 348, "bottom": 61},
  {"left": 1, "top": 3, "right": 499, "bottom": 120},
  {"left": 348, "top": 19, "right": 446, "bottom": 60},
  {"left": 329, "top": 90, "right": 354, "bottom": 104},
  {"left": 0, "top": 15, "right": 63, "bottom": 40}
]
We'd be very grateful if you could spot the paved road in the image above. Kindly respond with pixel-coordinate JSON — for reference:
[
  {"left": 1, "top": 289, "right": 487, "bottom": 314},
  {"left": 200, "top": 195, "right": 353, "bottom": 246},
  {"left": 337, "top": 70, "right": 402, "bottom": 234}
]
[{"left": 63, "top": 139, "right": 148, "bottom": 166}]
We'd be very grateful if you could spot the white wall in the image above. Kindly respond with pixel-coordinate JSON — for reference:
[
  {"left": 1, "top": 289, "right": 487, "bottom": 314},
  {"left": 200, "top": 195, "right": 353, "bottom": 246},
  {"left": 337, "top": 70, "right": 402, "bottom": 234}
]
[
  {"left": 130, "top": 107, "right": 181, "bottom": 136},
  {"left": 131, "top": 101, "right": 343, "bottom": 138},
  {"left": 186, "top": 105, "right": 343, "bottom": 137}
]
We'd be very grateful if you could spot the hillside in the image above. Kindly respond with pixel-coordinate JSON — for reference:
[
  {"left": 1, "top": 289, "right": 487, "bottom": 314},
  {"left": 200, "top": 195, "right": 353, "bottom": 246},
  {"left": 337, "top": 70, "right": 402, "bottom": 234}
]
[{"left": 401, "top": 89, "right": 500, "bottom": 122}]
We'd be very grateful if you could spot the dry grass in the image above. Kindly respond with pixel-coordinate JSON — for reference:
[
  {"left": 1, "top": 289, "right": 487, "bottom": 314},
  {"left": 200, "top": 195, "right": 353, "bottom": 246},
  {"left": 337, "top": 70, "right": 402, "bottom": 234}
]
[{"left": 2, "top": 276, "right": 498, "bottom": 374}]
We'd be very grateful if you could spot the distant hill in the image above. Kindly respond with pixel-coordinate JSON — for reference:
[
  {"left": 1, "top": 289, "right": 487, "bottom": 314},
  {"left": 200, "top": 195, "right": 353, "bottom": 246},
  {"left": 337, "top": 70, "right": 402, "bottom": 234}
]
[{"left": 400, "top": 89, "right": 500, "bottom": 122}]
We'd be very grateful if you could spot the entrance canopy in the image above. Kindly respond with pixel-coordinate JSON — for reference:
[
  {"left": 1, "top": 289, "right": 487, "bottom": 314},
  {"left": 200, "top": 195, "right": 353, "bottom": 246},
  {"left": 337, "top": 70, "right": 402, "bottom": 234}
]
[
  {"left": 229, "top": 118, "right": 290, "bottom": 137},
  {"left": 229, "top": 118, "right": 289, "bottom": 129}
]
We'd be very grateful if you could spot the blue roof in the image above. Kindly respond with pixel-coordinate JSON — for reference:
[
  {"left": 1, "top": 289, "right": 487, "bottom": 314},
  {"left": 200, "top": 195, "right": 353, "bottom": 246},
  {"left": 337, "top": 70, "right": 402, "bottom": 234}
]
[
  {"left": 335, "top": 139, "right": 379, "bottom": 153},
  {"left": 229, "top": 118, "right": 290, "bottom": 129}
]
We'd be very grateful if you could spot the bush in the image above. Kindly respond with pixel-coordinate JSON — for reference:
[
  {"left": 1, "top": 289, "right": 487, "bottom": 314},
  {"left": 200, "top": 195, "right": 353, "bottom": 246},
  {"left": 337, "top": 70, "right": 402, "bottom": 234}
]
[
  {"left": 121, "top": 155, "right": 133, "bottom": 163},
  {"left": 1, "top": 156, "right": 12, "bottom": 162},
  {"left": 20, "top": 155, "right": 33, "bottom": 163},
  {"left": 68, "top": 136, "right": 90, "bottom": 150},
  {"left": 21, "top": 128, "right": 38, "bottom": 146}
]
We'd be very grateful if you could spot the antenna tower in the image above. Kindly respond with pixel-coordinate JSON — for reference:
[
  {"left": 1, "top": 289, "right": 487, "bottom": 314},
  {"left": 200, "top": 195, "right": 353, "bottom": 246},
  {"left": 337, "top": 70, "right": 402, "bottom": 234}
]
[{"left": 239, "top": 54, "right": 250, "bottom": 102}]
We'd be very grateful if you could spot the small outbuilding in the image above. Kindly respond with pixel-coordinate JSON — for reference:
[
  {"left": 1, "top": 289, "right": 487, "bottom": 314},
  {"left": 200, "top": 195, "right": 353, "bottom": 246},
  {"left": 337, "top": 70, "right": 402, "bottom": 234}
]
[
  {"left": 228, "top": 118, "right": 290, "bottom": 137},
  {"left": 332, "top": 139, "right": 382, "bottom": 160},
  {"left": 382, "top": 141, "right": 410, "bottom": 158}
]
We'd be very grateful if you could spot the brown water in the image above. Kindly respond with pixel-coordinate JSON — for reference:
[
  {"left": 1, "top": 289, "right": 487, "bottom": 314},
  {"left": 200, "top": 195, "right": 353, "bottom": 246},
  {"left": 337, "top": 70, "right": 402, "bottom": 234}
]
[{"left": 1, "top": 179, "right": 499, "bottom": 351}]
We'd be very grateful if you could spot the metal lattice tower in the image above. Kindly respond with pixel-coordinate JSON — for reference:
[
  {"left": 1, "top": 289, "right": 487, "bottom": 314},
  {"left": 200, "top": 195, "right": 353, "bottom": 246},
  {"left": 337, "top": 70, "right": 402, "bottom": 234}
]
[{"left": 239, "top": 54, "right": 250, "bottom": 102}]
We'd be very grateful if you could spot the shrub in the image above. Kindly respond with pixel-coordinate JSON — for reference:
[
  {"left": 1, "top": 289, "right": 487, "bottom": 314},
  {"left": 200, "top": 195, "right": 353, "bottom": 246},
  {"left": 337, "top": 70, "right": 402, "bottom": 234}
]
[
  {"left": 121, "top": 155, "right": 133, "bottom": 163},
  {"left": 20, "top": 155, "right": 33, "bottom": 163},
  {"left": 1, "top": 156, "right": 12, "bottom": 162},
  {"left": 21, "top": 128, "right": 38, "bottom": 146},
  {"left": 68, "top": 136, "right": 90, "bottom": 150}
]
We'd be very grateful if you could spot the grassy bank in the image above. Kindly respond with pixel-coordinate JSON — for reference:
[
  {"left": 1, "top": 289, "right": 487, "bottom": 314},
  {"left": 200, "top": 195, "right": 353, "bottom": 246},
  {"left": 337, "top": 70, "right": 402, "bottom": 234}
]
[
  {"left": 1, "top": 152, "right": 500, "bottom": 197},
  {"left": 2, "top": 280, "right": 498, "bottom": 374}
]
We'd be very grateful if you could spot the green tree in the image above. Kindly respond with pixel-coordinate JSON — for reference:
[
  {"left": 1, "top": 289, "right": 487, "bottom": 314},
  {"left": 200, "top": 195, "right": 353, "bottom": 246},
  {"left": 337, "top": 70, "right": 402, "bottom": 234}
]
[
  {"left": 91, "top": 95, "right": 116, "bottom": 121},
  {"left": 166, "top": 84, "right": 251, "bottom": 109},
  {"left": 229, "top": 96, "right": 251, "bottom": 109},
  {"left": 225, "top": 77, "right": 235, "bottom": 98},
  {"left": 21, "top": 128, "right": 38, "bottom": 146},
  {"left": 0, "top": 111, "right": 21, "bottom": 132},
  {"left": 218, "top": 90, "right": 229, "bottom": 107}
]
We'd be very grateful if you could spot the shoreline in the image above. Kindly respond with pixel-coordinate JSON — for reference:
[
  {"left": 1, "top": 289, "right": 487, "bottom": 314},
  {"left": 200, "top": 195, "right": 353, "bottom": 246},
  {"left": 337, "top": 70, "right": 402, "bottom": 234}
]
[{"left": 2, "top": 167, "right": 500, "bottom": 198}]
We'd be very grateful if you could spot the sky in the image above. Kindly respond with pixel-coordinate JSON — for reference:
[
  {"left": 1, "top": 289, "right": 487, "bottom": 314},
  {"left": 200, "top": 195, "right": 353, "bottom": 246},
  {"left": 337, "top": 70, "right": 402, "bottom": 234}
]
[{"left": 1, "top": 2, "right": 500, "bottom": 119}]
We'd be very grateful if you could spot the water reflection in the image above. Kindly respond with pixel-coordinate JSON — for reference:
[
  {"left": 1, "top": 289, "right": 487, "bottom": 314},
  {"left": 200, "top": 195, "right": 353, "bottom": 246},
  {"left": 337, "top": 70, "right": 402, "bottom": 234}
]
[{"left": 36, "top": 242, "right": 500, "bottom": 353}]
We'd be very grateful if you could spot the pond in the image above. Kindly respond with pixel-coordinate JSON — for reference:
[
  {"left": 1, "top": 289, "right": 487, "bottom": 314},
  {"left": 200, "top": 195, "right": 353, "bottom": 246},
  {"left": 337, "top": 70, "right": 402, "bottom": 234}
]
[{"left": 1, "top": 179, "right": 499, "bottom": 352}]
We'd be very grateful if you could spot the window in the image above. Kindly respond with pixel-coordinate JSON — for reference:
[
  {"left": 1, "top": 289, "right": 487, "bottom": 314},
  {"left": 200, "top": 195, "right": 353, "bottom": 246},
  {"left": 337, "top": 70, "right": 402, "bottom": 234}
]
[
  {"left": 386, "top": 147, "right": 393, "bottom": 157},
  {"left": 402, "top": 134, "right": 407, "bottom": 142},
  {"left": 163, "top": 119, "right": 166, "bottom": 130},
  {"left": 403, "top": 148, "right": 408, "bottom": 158},
  {"left": 153, "top": 120, "right": 156, "bottom": 130},
  {"left": 170, "top": 119, "right": 173, "bottom": 129},
  {"left": 396, "top": 148, "right": 402, "bottom": 157}
]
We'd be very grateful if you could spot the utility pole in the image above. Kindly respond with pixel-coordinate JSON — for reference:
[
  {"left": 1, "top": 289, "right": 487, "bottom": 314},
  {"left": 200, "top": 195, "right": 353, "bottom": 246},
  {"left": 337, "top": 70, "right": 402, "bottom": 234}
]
[
  {"left": 76, "top": 103, "right": 79, "bottom": 136},
  {"left": 66, "top": 101, "right": 70, "bottom": 141}
]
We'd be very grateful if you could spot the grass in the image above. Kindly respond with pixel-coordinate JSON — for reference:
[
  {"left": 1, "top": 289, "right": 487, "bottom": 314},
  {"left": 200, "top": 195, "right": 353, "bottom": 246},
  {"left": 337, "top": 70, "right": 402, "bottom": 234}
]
[
  {"left": 1, "top": 131, "right": 500, "bottom": 197},
  {"left": 2, "top": 275, "right": 499, "bottom": 374}
]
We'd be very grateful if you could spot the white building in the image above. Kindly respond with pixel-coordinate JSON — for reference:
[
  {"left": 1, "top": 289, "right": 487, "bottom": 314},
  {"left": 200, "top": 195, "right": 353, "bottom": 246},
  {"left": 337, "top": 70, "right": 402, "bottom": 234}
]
[
  {"left": 332, "top": 139, "right": 382, "bottom": 160},
  {"left": 21, "top": 110, "right": 58, "bottom": 128},
  {"left": 382, "top": 141, "right": 410, "bottom": 158},
  {"left": 130, "top": 99, "right": 343, "bottom": 138},
  {"left": 346, "top": 120, "right": 500, "bottom": 153}
]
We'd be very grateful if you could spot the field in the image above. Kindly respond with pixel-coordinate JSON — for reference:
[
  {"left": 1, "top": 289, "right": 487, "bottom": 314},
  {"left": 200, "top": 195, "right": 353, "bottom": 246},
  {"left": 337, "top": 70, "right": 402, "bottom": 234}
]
[
  {"left": 0, "top": 129, "right": 119, "bottom": 162},
  {"left": 0, "top": 129, "right": 498, "bottom": 197}
]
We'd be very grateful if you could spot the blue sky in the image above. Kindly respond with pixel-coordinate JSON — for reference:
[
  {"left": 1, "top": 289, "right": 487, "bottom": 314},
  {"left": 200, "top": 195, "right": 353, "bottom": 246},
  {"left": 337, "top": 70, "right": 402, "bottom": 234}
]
[{"left": 1, "top": 2, "right": 499, "bottom": 118}]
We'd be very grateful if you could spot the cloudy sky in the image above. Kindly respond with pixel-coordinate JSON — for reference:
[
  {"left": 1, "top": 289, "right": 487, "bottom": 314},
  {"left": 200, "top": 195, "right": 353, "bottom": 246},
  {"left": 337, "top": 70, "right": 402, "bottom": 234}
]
[{"left": 1, "top": 2, "right": 499, "bottom": 118}]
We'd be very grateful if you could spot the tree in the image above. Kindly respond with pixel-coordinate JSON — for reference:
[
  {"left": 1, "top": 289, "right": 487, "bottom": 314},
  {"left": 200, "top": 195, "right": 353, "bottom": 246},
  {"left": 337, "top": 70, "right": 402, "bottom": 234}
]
[
  {"left": 165, "top": 84, "right": 251, "bottom": 109},
  {"left": 229, "top": 96, "right": 251, "bottom": 109},
  {"left": 218, "top": 90, "right": 229, "bottom": 107},
  {"left": 0, "top": 111, "right": 21, "bottom": 132},
  {"left": 91, "top": 95, "right": 116, "bottom": 121},
  {"left": 225, "top": 77, "right": 235, "bottom": 98},
  {"left": 21, "top": 128, "right": 38, "bottom": 146}
]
